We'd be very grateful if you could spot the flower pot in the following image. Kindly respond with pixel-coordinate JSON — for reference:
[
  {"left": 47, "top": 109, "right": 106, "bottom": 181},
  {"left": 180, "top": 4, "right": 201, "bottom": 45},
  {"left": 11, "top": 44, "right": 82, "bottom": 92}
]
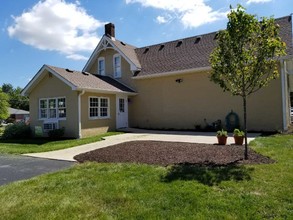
[
  {"left": 234, "top": 136, "right": 244, "bottom": 145},
  {"left": 217, "top": 136, "right": 227, "bottom": 145}
]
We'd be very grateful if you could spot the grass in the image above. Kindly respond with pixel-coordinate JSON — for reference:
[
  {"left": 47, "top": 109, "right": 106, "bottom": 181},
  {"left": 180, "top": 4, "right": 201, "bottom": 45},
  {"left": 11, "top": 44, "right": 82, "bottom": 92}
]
[
  {"left": 0, "top": 134, "right": 292, "bottom": 219},
  {"left": 0, "top": 132, "right": 122, "bottom": 154}
]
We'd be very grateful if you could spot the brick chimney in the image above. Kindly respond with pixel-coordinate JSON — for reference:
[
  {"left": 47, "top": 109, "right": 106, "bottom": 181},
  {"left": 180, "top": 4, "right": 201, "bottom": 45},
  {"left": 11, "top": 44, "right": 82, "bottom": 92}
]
[{"left": 105, "top": 23, "right": 115, "bottom": 38}]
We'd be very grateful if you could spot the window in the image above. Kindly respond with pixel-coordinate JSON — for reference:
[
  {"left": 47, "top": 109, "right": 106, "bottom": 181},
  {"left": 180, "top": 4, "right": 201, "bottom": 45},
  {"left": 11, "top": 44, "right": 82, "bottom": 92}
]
[
  {"left": 119, "top": 98, "right": 125, "bottom": 113},
  {"left": 39, "top": 97, "right": 66, "bottom": 119},
  {"left": 58, "top": 98, "right": 66, "bottom": 118},
  {"left": 98, "top": 57, "right": 105, "bottom": 75},
  {"left": 113, "top": 54, "right": 121, "bottom": 78},
  {"left": 48, "top": 99, "right": 56, "bottom": 118},
  {"left": 40, "top": 99, "right": 48, "bottom": 119},
  {"left": 89, "top": 97, "right": 110, "bottom": 119}
]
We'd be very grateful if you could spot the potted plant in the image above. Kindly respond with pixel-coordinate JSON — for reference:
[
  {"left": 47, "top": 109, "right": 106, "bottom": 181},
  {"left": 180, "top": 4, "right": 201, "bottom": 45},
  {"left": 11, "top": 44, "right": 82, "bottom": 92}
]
[
  {"left": 233, "top": 128, "right": 245, "bottom": 145},
  {"left": 216, "top": 129, "right": 228, "bottom": 145}
]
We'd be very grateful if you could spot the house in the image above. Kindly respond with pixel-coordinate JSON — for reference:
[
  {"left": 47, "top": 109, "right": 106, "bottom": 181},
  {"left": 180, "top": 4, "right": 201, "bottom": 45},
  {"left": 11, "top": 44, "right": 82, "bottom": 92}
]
[
  {"left": 22, "top": 16, "right": 293, "bottom": 138},
  {"left": 7, "top": 107, "right": 30, "bottom": 123}
]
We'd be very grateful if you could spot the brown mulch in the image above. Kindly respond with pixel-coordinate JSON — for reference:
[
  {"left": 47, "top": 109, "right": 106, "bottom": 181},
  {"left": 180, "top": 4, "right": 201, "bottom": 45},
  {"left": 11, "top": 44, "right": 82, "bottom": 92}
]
[{"left": 74, "top": 141, "right": 275, "bottom": 166}]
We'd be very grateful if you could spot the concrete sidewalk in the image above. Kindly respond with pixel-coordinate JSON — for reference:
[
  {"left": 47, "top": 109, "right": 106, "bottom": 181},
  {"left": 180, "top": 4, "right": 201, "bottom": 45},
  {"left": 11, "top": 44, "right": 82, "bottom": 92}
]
[{"left": 24, "top": 130, "right": 259, "bottom": 162}]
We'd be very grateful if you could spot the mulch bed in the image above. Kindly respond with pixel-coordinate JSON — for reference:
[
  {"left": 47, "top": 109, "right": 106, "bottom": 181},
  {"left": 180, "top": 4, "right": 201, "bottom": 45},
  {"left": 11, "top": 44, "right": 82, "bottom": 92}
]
[{"left": 74, "top": 141, "right": 275, "bottom": 166}]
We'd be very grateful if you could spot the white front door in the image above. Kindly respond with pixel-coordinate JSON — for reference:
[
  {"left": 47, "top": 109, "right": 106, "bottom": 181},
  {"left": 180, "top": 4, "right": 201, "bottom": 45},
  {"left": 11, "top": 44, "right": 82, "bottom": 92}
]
[{"left": 116, "top": 95, "right": 128, "bottom": 128}]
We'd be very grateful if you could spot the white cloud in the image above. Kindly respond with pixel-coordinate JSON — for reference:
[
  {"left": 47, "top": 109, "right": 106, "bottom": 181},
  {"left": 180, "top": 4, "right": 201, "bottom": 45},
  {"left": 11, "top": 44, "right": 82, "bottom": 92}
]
[
  {"left": 156, "top": 16, "right": 168, "bottom": 24},
  {"left": 125, "top": 0, "right": 227, "bottom": 28},
  {"left": 66, "top": 54, "right": 88, "bottom": 61},
  {"left": 156, "top": 14, "right": 173, "bottom": 24},
  {"left": 7, "top": 0, "right": 105, "bottom": 60},
  {"left": 247, "top": 0, "right": 272, "bottom": 4}
]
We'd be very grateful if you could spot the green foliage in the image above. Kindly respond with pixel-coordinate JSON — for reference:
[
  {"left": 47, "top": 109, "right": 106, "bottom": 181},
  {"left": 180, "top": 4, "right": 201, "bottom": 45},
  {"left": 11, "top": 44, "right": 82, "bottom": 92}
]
[
  {"left": 2, "top": 122, "right": 31, "bottom": 140},
  {"left": 217, "top": 129, "right": 228, "bottom": 137},
  {"left": 233, "top": 128, "right": 245, "bottom": 137},
  {"left": 0, "top": 89, "right": 9, "bottom": 120},
  {"left": 48, "top": 127, "right": 65, "bottom": 139},
  {"left": 210, "top": 5, "right": 286, "bottom": 97},
  {"left": 1, "top": 83, "right": 29, "bottom": 111},
  {"left": 0, "top": 135, "right": 292, "bottom": 219}
]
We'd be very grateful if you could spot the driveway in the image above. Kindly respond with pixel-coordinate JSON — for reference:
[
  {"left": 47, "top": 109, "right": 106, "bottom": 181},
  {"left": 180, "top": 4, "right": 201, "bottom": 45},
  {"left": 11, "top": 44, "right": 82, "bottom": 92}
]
[
  {"left": 24, "top": 129, "right": 259, "bottom": 162},
  {"left": 0, "top": 154, "right": 74, "bottom": 186}
]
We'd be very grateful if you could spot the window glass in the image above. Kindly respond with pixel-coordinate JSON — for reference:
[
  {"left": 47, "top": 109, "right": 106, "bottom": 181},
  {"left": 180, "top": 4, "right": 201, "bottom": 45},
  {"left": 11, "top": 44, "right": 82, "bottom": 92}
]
[
  {"left": 119, "top": 98, "right": 125, "bottom": 112},
  {"left": 98, "top": 58, "right": 105, "bottom": 75},
  {"left": 89, "top": 97, "right": 99, "bottom": 117},
  {"left": 114, "top": 55, "right": 121, "bottom": 78}
]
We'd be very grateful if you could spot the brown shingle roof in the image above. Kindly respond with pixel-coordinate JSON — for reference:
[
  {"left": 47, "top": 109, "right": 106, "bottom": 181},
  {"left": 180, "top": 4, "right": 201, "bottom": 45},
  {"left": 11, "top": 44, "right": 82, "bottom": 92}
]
[
  {"left": 110, "top": 38, "right": 141, "bottom": 69},
  {"left": 130, "top": 15, "right": 292, "bottom": 77},
  {"left": 47, "top": 65, "right": 135, "bottom": 93}
]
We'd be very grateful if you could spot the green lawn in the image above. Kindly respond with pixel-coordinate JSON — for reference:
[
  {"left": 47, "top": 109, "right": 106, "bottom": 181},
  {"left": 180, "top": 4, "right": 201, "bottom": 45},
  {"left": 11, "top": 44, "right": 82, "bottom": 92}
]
[
  {"left": 0, "top": 134, "right": 292, "bottom": 219},
  {"left": 0, "top": 132, "right": 122, "bottom": 154}
]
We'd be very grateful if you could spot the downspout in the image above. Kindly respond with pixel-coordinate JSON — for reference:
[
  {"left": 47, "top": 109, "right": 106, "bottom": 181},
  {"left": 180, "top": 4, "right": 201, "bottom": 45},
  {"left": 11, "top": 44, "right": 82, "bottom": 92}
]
[
  {"left": 281, "top": 60, "right": 288, "bottom": 131},
  {"left": 78, "top": 90, "right": 85, "bottom": 138}
]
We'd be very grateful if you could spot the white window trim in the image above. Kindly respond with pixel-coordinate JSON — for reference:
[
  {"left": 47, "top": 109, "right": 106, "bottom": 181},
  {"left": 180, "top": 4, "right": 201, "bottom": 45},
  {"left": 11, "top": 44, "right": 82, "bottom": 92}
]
[
  {"left": 88, "top": 96, "right": 110, "bottom": 119},
  {"left": 98, "top": 57, "right": 105, "bottom": 75},
  {"left": 113, "top": 53, "right": 121, "bottom": 78},
  {"left": 38, "top": 97, "right": 66, "bottom": 120}
]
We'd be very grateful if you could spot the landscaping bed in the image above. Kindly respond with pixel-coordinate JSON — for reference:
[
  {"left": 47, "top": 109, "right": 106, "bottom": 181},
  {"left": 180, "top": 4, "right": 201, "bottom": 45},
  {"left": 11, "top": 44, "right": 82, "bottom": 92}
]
[{"left": 74, "top": 141, "right": 274, "bottom": 166}]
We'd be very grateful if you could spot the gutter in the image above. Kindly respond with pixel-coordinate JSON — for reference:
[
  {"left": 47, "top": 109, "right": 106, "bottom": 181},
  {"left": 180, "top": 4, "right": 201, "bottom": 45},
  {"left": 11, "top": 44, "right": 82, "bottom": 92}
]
[
  {"left": 280, "top": 60, "right": 288, "bottom": 131},
  {"left": 132, "top": 66, "right": 212, "bottom": 79},
  {"left": 78, "top": 90, "right": 85, "bottom": 139}
]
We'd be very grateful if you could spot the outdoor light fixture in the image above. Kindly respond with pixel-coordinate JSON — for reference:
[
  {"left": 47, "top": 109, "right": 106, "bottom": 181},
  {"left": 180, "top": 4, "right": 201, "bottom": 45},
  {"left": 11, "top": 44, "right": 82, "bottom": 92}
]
[{"left": 175, "top": 78, "right": 183, "bottom": 83}]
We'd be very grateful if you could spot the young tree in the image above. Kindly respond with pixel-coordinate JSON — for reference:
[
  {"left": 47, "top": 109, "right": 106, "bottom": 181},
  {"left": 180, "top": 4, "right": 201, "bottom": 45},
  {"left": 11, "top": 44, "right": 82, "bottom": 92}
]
[
  {"left": 209, "top": 5, "right": 286, "bottom": 159},
  {"left": 0, "top": 88, "right": 9, "bottom": 120}
]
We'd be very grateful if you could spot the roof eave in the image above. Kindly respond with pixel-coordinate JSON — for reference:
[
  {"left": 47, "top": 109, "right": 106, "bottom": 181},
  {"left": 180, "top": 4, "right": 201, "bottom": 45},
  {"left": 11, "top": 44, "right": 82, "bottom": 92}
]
[
  {"left": 132, "top": 66, "right": 212, "bottom": 80},
  {"left": 77, "top": 88, "right": 137, "bottom": 96}
]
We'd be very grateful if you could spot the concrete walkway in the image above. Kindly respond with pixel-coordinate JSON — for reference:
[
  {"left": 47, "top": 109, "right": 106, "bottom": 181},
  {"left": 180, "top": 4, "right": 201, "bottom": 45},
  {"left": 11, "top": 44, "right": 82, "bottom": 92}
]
[{"left": 24, "top": 129, "right": 259, "bottom": 162}]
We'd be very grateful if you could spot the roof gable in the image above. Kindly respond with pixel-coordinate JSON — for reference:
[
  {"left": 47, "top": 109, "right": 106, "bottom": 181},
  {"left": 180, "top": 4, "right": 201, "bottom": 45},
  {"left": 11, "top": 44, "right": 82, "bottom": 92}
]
[{"left": 83, "top": 35, "right": 141, "bottom": 73}]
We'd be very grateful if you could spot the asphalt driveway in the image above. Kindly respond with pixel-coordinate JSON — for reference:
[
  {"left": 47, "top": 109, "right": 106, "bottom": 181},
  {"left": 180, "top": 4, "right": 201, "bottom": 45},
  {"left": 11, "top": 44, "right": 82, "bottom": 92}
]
[{"left": 0, "top": 154, "right": 74, "bottom": 186}]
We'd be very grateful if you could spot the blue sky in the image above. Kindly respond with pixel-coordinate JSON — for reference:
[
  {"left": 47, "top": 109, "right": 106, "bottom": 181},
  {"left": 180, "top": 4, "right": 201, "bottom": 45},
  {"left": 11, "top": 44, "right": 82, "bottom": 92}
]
[{"left": 0, "top": 0, "right": 292, "bottom": 88}]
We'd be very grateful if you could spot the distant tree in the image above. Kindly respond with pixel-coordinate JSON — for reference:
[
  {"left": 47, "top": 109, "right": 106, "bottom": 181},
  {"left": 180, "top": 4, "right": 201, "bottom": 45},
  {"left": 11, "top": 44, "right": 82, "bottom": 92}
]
[
  {"left": 0, "top": 88, "right": 9, "bottom": 120},
  {"left": 1, "top": 83, "right": 29, "bottom": 111},
  {"left": 209, "top": 5, "right": 286, "bottom": 159}
]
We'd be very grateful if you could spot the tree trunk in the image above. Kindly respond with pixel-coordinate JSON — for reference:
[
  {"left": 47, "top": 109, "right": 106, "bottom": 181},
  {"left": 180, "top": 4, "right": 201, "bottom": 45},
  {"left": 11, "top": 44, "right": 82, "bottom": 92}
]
[{"left": 243, "top": 95, "right": 248, "bottom": 160}]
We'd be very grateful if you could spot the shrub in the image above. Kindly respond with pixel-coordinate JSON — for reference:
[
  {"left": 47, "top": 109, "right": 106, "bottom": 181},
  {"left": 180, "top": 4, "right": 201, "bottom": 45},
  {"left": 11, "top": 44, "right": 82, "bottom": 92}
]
[
  {"left": 2, "top": 122, "right": 31, "bottom": 139},
  {"left": 48, "top": 127, "right": 65, "bottom": 139}
]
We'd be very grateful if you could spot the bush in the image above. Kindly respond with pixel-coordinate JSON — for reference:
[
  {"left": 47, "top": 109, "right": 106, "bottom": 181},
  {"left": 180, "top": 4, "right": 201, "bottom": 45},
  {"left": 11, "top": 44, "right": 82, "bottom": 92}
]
[
  {"left": 48, "top": 127, "right": 65, "bottom": 139},
  {"left": 2, "top": 122, "right": 31, "bottom": 139}
]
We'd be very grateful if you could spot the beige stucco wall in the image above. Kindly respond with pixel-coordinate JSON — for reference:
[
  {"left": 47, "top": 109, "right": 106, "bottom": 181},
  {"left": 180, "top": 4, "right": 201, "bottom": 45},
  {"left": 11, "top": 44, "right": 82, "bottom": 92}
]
[
  {"left": 29, "top": 71, "right": 79, "bottom": 138},
  {"left": 129, "top": 71, "right": 283, "bottom": 132},
  {"left": 80, "top": 92, "right": 116, "bottom": 138}
]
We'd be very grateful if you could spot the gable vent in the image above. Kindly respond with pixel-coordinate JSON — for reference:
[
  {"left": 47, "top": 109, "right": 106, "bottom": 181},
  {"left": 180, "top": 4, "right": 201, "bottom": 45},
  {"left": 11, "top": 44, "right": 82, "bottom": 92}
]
[
  {"left": 65, "top": 68, "right": 74, "bottom": 73},
  {"left": 159, "top": 44, "right": 165, "bottom": 51},
  {"left": 143, "top": 47, "right": 149, "bottom": 54},
  {"left": 176, "top": 40, "right": 183, "bottom": 47},
  {"left": 194, "top": 36, "right": 202, "bottom": 44}
]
